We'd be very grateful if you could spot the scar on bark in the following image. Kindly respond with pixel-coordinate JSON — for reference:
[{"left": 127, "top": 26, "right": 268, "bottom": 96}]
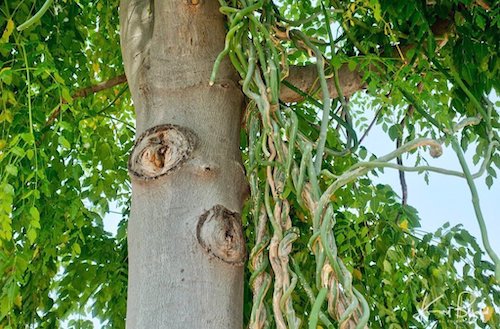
[
  {"left": 196, "top": 205, "right": 246, "bottom": 266},
  {"left": 128, "top": 124, "right": 197, "bottom": 180}
]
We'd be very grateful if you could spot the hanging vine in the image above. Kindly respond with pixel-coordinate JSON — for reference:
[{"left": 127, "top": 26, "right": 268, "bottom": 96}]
[{"left": 211, "top": 0, "right": 499, "bottom": 328}]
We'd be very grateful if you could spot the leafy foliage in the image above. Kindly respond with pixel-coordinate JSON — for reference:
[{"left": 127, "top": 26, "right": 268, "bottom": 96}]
[
  {"left": 0, "top": 1, "right": 130, "bottom": 327},
  {"left": 0, "top": 0, "right": 498, "bottom": 328}
]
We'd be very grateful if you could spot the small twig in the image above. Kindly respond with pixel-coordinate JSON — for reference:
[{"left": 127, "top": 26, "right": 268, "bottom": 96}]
[
  {"left": 72, "top": 74, "right": 127, "bottom": 98},
  {"left": 396, "top": 136, "right": 408, "bottom": 206},
  {"left": 358, "top": 106, "right": 382, "bottom": 145},
  {"left": 46, "top": 74, "right": 127, "bottom": 125},
  {"left": 396, "top": 101, "right": 416, "bottom": 207}
]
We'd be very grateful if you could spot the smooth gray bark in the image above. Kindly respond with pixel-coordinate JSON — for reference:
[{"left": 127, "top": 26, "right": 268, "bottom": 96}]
[
  {"left": 120, "top": 1, "right": 247, "bottom": 328},
  {"left": 281, "top": 64, "right": 363, "bottom": 103}
]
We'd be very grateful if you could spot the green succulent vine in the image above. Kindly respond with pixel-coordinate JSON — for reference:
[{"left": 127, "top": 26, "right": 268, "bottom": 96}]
[{"left": 211, "top": 0, "right": 499, "bottom": 328}]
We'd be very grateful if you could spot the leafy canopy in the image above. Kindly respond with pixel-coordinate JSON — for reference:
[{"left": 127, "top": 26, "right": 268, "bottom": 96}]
[{"left": 0, "top": 0, "right": 498, "bottom": 328}]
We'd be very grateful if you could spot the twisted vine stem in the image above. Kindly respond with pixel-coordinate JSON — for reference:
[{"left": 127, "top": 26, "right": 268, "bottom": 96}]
[
  {"left": 214, "top": 1, "right": 371, "bottom": 327},
  {"left": 212, "top": 1, "right": 499, "bottom": 328}
]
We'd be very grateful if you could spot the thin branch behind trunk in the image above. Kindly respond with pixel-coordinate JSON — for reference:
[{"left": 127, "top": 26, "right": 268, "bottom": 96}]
[{"left": 46, "top": 74, "right": 127, "bottom": 125}]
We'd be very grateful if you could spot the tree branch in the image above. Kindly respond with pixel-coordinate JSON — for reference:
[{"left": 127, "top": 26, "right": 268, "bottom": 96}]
[
  {"left": 280, "top": 64, "right": 363, "bottom": 103},
  {"left": 46, "top": 74, "right": 127, "bottom": 125},
  {"left": 46, "top": 64, "right": 362, "bottom": 127},
  {"left": 396, "top": 136, "right": 408, "bottom": 206},
  {"left": 359, "top": 106, "right": 382, "bottom": 145},
  {"left": 73, "top": 74, "right": 127, "bottom": 98}
]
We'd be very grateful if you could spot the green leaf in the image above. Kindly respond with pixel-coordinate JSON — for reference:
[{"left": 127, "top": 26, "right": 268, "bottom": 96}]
[
  {"left": 58, "top": 135, "right": 71, "bottom": 149},
  {"left": 0, "top": 109, "right": 13, "bottom": 122},
  {"left": 388, "top": 125, "right": 402, "bottom": 141},
  {"left": 348, "top": 59, "right": 357, "bottom": 71},
  {"left": 26, "top": 149, "right": 34, "bottom": 160},
  {"left": 475, "top": 14, "right": 486, "bottom": 30},
  {"left": 358, "top": 146, "right": 367, "bottom": 160},
  {"left": 26, "top": 228, "right": 37, "bottom": 244},
  {"left": 20, "top": 133, "right": 34, "bottom": 144},
  {"left": 330, "top": 56, "right": 342, "bottom": 69},
  {"left": 10, "top": 146, "right": 25, "bottom": 157},
  {"left": 1, "top": 19, "right": 15, "bottom": 43},
  {"left": 0, "top": 67, "right": 12, "bottom": 85},
  {"left": 5, "top": 164, "right": 17, "bottom": 176},
  {"left": 372, "top": 1, "right": 382, "bottom": 21},
  {"left": 53, "top": 72, "right": 65, "bottom": 84},
  {"left": 0, "top": 294, "right": 10, "bottom": 319},
  {"left": 1, "top": 182, "right": 14, "bottom": 196},
  {"left": 485, "top": 175, "right": 493, "bottom": 189},
  {"left": 72, "top": 242, "right": 81, "bottom": 255},
  {"left": 29, "top": 207, "right": 40, "bottom": 229},
  {"left": 61, "top": 87, "right": 73, "bottom": 104},
  {"left": 29, "top": 206, "right": 40, "bottom": 221},
  {"left": 383, "top": 259, "right": 392, "bottom": 273}
]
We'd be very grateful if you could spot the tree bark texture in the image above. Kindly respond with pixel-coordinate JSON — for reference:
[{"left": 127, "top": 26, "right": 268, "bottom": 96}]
[
  {"left": 280, "top": 64, "right": 363, "bottom": 103},
  {"left": 120, "top": 1, "right": 247, "bottom": 328}
]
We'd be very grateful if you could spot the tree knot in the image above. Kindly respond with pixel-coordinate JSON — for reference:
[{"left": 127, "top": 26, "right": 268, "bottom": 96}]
[
  {"left": 196, "top": 205, "right": 246, "bottom": 266},
  {"left": 128, "top": 124, "right": 196, "bottom": 180}
]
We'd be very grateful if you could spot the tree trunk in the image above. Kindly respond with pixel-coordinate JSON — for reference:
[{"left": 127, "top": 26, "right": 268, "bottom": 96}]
[{"left": 120, "top": 1, "right": 247, "bottom": 328}]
